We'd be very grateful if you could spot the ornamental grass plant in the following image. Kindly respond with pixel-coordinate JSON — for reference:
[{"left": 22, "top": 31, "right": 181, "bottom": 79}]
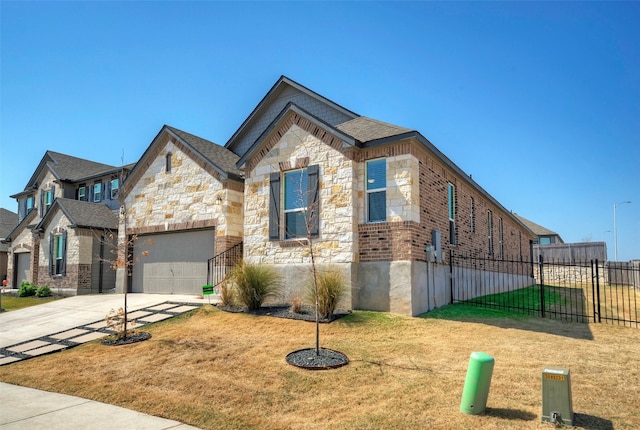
[{"left": 230, "top": 261, "right": 282, "bottom": 310}]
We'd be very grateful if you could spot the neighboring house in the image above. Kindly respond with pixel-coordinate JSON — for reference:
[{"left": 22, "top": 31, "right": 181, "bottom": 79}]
[
  {"left": 0, "top": 208, "right": 18, "bottom": 282},
  {"left": 3, "top": 151, "right": 130, "bottom": 293},
  {"left": 513, "top": 213, "right": 564, "bottom": 245},
  {"left": 116, "top": 76, "right": 536, "bottom": 315}
]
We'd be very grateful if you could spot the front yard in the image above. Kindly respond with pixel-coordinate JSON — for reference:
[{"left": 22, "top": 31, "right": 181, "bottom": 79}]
[{"left": 0, "top": 305, "right": 638, "bottom": 429}]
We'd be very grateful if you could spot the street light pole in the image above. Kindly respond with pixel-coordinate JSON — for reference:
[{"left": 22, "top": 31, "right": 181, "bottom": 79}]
[{"left": 613, "top": 201, "right": 632, "bottom": 261}]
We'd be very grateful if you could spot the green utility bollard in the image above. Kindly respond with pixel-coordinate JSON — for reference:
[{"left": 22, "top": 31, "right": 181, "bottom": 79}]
[{"left": 460, "top": 352, "right": 495, "bottom": 415}]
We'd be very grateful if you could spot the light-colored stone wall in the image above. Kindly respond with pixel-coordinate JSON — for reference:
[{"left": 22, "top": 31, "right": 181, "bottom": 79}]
[
  {"left": 244, "top": 124, "right": 358, "bottom": 265},
  {"left": 125, "top": 140, "right": 243, "bottom": 241}
]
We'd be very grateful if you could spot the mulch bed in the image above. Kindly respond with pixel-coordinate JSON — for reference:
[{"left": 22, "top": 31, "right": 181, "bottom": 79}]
[
  {"left": 100, "top": 331, "right": 152, "bottom": 346},
  {"left": 216, "top": 304, "right": 351, "bottom": 323},
  {"left": 286, "top": 348, "right": 349, "bottom": 370}
]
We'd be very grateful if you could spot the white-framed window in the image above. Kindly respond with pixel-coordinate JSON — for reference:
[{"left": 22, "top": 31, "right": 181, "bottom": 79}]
[
  {"left": 448, "top": 183, "right": 456, "bottom": 245},
  {"left": 110, "top": 178, "right": 119, "bottom": 199},
  {"left": 78, "top": 185, "right": 87, "bottom": 201},
  {"left": 498, "top": 217, "right": 504, "bottom": 259},
  {"left": 93, "top": 182, "right": 102, "bottom": 202},
  {"left": 26, "top": 195, "right": 34, "bottom": 212},
  {"left": 366, "top": 159, "right": 386, "bottom": 223},
  {"left": 487, "top": 210, "right": 493, "bottom": 255},
  {"left": 284, "top": 168, "right": 309, "bottom": 239}
]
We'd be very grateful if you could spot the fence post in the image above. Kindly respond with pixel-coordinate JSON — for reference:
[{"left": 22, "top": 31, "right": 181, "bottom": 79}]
[
  {"left": 539, "top": 254, "right": 545, "bottom": 318},
  {"left": 449, "top": 249, "right": 454, "bottom": 304},
  {"left": 594, "top": 259, "right": 601, "bottom": 323}
]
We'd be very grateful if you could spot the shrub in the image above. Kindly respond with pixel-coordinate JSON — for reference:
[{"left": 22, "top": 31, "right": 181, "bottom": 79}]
[
  {"left": 231, "top": 261, "right": 282, "bottom": 311},
  {"left": 290, "top": 296, "right": 304, "bottom": 314},
  {"left": 219, "top": 280, "right": 237, "bottom": 307},
  {"left": 35, "top": 285, "right": 52, "bottom": 297},
  {"left": 105, "top": 307, "right": 137, "bottom": 340},
  {"left": 18, "top": 282, "right": 37, "bottom": 297},
  {"left": 307, "top": 268, "right": 347, "bottom": 320}
]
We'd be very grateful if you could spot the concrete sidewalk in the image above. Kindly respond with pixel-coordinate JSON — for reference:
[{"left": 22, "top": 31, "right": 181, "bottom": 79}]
[{"left": 0, "top": 382, "right": 200, "bottom": 429}]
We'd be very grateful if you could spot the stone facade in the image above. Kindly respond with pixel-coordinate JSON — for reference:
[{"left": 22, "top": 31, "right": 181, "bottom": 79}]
[
  {"left": 242, "top": 113, "right": 535, "bottom": 315},
  {"left": 116, "top": 135, "right": 244, "bottom": 293},
  {"left": 35, "top": 209, "right": 113, "bottom": 295}
]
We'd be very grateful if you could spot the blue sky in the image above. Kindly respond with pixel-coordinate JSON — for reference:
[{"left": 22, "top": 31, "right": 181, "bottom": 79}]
[{"left": 1, "top": 1, "right": 638, "bottom": 261}]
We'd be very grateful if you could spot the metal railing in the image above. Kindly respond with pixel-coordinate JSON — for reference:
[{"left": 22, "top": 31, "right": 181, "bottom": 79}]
[
  {"left": 450, "top": 251, "right": 639, "bottom": 328},
  {"left": 207, "top": 242, "right": 243, "bottom": 288}
]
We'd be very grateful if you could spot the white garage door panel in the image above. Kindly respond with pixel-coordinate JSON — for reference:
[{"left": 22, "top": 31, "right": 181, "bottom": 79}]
[{"left": 132, "top": 230, "right": 214, "bottom": 294}]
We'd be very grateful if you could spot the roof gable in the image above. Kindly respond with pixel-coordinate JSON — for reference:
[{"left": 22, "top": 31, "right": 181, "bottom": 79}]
[
  {"left": 123, "top": 125, "right": 242, "bottom": 197},
  {"left": 513, "top": 214, "right": 562, "bottom": 240},
  {"left": 225, "top": 76, "right": 359, "bottom": 157},
  {"left": 239, "top": 103, "right": 358, "bottom": 173},
  {"left": 35, "top": 198, "right": 118, "bottom": 231},
  {"left": 19, "top": 151, "right": 120, "bottom": 193}
]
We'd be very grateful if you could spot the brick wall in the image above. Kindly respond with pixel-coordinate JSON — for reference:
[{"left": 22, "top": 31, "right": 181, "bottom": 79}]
[{"left": 358, "top": 139, "right": 533, "bottom": 263}]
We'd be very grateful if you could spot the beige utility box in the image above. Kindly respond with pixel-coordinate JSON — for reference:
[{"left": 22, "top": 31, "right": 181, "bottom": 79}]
[{"left": 541, "top": 367, "right": 573, "bottom": 426}]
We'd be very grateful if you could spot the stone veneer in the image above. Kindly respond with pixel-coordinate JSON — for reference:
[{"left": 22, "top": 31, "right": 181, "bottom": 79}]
[
  {"left": 36, "top": 209, "right": 104, "bottom": 294},
  {"left": 124, "top": 139, "right": 243, "bottom": 251}
]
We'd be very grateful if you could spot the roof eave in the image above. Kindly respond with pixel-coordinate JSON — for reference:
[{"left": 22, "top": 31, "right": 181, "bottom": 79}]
[
  {"left": 236, "top": 102, "right": 358, "bottom": 169},
  {"left": 225, "top": 75, "right": 360, "bottom": 151}
]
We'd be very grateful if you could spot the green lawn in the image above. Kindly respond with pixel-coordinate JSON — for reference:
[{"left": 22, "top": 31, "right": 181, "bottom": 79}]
[
  {"left": 0, "top": 295, "right": 60, "bottom": 311},
  {"left": 422, "top": 285, "right": 566, "bottom": 320}
]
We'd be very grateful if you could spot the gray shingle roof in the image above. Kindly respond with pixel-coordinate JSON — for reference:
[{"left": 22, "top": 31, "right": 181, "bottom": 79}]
[
  {"left": 513, "top": 213, "right": 559, "bottom": 237},
  {"left": 37, "top": 198, "right": 118, "bottom": 231},
  {"left": 166, "top": 125, "right": 242, "bottom": 179},
  {"left": 45, "top": 151, "right": 121, "bottom": 182},
  {"left": 0, "top": 208, "right": 18, "bottom": 252},
  {"left": 336, "top": 117, "right": 412, "bottom": 143}
]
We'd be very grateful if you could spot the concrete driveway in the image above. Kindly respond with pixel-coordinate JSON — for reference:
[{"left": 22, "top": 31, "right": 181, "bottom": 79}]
[{"left": 0, "top": 293, "right": 211, "bottom": 349}]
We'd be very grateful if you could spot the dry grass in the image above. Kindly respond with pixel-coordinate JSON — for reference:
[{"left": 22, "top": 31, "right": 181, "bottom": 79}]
[{"left": 1, "top": 306, "right": 639, "bottom": 429}]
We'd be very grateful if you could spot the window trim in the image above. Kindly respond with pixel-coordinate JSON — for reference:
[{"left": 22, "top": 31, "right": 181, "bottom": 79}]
[
  {"left": 49, "top": 231, "right": 67, "bottom": 276},
  {"left": 448, "top": 183, "right": 456, "bottom": 245},
  {"left": 366, "top": 158, "right": 387, "bottom": 223},
  {"left": 470, "top": 197, "right": 475, "bottom": 233},
  {"left": 166, "top": 152, "right": 172, "bottom": 173},
  {"left": 78, "top": 185, "right": 87, "bottom": 201},
  {"left": 93, "top": 182, "right": 102, "bottom": 202},
  {"left": 283, "top": 168, "right": 309, "bottom": 239},
  {"left": 487, "top": 210, "right": 494, "bottom": 255},
  {"left": 110, "top": 178, "right": 119, "bottom": 200},
  {"left": 498, "top": 217, "right": 504, "bottom": 259},
  {"left": 269, "top": 165, "right": 319, "bottom": 241}
]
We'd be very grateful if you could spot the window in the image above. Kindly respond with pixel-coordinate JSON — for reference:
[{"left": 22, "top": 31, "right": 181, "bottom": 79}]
[
  {"left": 366, "top": 159, "right": 386, "bottom": 223},
  {"left": 44, "top": 189, "right": 53, "bottom": 212},
  {"left": 93, "top": 182, "right": 102, "bottom": 202},
  {"left": 78, "top": 185, "right": 87, "bottom": 201},
  {"left": 539, "top": 237, "right": 551, "bottom": 245},
  {"left": 26, "top": 195, "right": 34, "bottom": 212},
  {"left": 498, "top": 217, "right": 504, "bottom": 259},
  {"left": 470, "top": 197, "right": 475, "bottom": 233},
  {"left": 487, "top": 210, "right": 493, "bottom": 255},
  {"left": 284, "top": 169, "right": 308, "bottom": 239},
  {"left": 448, "top": 183, "right": 456, "bottom": 245},
  {"left": 49, "top": 231, "right": 67, "bottom": 276},
  {"left": 269, "top": 165, "right": 319, "bottom": 240},
  {"left": 110, "top": 178, "right": 119, "bottom": 199},
  {"left": 166, "top": 152, "right": 172, "bottom": 173}
]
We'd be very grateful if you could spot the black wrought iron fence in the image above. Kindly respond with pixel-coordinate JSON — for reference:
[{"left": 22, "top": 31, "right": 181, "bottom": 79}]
[{"left": 450, "top": 251, "right": 639, "bottom": 328}]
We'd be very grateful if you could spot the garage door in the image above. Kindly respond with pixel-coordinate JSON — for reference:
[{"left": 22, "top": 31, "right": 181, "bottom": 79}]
[
  {"left": 15, "top": 252, "right": 31, "bottom": 287},
  {"left": 131, "top": 229, "right": 215, "bottom": 294}
]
